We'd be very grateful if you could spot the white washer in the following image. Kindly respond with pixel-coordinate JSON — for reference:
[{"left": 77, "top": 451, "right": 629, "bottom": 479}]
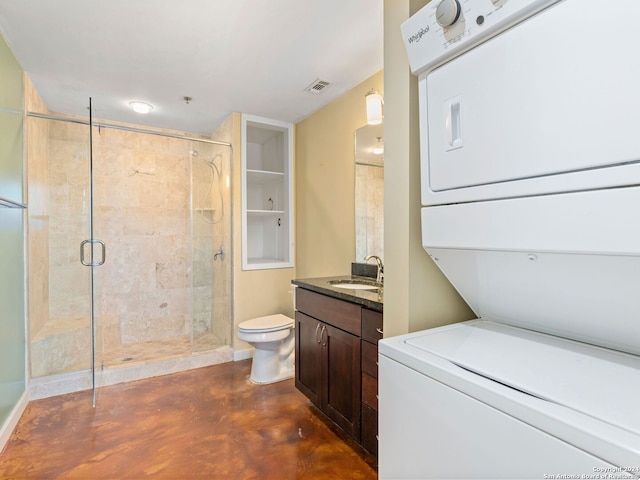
[
  {"left": 380, "top": 322, "right": 640, "bottom": 478},
  {"left": 380, "top": 0, "right": 640, "bottom": 478}
]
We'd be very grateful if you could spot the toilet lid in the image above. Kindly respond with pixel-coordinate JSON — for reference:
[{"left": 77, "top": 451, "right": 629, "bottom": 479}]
[{"left": 238, "top": 314, "right": 294, "bottom": 333}]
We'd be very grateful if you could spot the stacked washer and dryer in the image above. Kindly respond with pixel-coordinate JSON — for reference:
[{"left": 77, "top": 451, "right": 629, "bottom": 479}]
[{"left": 379, "top": 0, "right": 640, "bottom": 478}]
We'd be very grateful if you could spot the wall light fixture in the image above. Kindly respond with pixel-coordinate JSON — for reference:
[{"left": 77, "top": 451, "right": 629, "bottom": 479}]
[{"left": 365, "top": 89, "right": 384, "bottom": 125}]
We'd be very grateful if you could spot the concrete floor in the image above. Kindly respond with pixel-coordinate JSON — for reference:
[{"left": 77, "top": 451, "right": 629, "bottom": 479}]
[{"left": 0, "top": 360, "right": 377, "bottom": 479}]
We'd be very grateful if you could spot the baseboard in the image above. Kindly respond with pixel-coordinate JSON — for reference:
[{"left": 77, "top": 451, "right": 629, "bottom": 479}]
[
  {"left": 0, "top": 390, "right": 29, "bottom": 452},
  {"left": 233, "top": 348, "right": 253, "bottom": 361}
]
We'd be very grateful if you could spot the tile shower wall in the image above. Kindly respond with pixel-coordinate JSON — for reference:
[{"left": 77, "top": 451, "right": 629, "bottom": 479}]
[
  {"left": 30, "top": 118, "right": 93, "bottom": 377},
  {"left": 93, "top": 128, "right": 192, "bottom": 361},
  {"left": 355, "top": 163, "right": 384, "bottom": 261},
  {"left": 25, "top": 77, "right": 50, "bottom": 353},
  {"left": 28, "top": 114, "right": 232, "bottom": 378}
]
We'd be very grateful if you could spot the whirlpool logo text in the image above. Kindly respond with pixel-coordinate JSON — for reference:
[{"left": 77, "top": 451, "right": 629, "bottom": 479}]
[{"left": 407, "top": 26, "right": 430, "bottom": 44}]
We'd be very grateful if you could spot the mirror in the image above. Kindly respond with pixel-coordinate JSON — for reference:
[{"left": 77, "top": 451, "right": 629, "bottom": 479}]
[{"left": 355, "top": 123, "right": 384, "bottom": 262}]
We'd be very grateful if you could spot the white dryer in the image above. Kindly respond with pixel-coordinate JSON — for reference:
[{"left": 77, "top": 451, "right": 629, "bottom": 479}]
[{"left": 379, "top": 0, "right": 640, "bottom": 478}]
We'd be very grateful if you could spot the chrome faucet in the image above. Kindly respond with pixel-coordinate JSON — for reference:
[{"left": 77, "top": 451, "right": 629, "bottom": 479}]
[{"left": 364, "top": 255, "right": 384, "bottom": 284}]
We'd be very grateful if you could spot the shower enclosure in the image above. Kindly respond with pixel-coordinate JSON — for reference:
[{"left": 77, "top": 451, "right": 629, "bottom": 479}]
[{"left": 27, "top": 111, "right": 232, "bottom": 397}]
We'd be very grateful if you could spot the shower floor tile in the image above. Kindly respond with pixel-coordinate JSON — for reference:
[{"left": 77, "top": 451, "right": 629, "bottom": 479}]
[{"left": 100, "top": 332, "right": 222, "bottom": 368}]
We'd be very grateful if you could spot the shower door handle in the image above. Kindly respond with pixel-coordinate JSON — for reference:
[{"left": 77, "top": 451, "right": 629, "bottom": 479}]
[
  {"left": 80, "top": 239, "right": 106, "bottom": 266},
  {"left": 95, "top": 240, "right": 106, "bottom": 266}
]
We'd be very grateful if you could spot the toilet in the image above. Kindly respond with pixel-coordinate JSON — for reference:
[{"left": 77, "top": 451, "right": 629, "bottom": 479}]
[{"left": 237, "top": 314, "right": 295, "bottom": 384}]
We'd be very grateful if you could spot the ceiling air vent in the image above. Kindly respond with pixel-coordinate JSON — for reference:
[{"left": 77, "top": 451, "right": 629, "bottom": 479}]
[{"left": 304, "top": 78, "right": 332, "bottom": 94}]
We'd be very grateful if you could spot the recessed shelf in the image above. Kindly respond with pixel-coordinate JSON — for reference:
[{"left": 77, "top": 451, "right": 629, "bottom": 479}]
[
  {"left": 194, "top": 208, "right": 216, "bottom": 221},
  {"left": 247, "top": 209, "right": 285, "bottom": 216},
  {"left": 246, "top": 169, "right": 284, "bottom": 184},
  {"left": 242, "top": 114, "right": 294, "bottom": 270},
  {"left": 247, "top": 257, "right": 290, "bottom": 265}
]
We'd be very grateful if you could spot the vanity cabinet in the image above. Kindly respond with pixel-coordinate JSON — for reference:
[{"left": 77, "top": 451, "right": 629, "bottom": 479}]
[
  {"left": 241, "top": 114, "right": 293, "bottom": 270},
  {"left": 361, "top": 308, "right": 383, "bottom": 456},
  {"left": 295, "top": 286, "right": 382, "bottom": 456},
  {"left": 295, "top": 288, "right": 362, "bottom": 439}
]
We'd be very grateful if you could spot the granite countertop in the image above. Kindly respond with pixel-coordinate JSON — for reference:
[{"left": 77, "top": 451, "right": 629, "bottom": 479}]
[{"left": 292, "top": 275, "right": 383, "bottom": 312}]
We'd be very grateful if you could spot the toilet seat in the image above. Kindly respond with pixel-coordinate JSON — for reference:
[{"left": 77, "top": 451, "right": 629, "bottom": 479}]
[{"left": 238, "top": 314, "right": 294, "bottom": 334}]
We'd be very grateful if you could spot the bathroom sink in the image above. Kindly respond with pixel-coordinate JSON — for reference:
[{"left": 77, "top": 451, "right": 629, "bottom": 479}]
[
  {"left": 327, "top": 279, "right": 382, "bottom": 290},
  {"left": 333, "top": 283, "right": 379, "bottom": 290}
]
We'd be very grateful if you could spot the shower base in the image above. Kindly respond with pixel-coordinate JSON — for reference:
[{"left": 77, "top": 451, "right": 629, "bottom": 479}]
[{"left": 100, "top": 333, "right": 224, "bottom": 368}]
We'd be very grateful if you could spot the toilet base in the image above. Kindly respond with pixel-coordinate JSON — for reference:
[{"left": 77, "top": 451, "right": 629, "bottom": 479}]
[
  {"left": 247, "top": 335, "right": 295, "bottom": 384},
  {"left": 249, "top": 365, "right": 294, "bottom": 385}
]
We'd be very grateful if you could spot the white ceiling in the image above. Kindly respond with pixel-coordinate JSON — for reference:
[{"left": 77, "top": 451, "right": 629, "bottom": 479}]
[{"left": 0, "top": 1, "right": 383, "bottom": 136}]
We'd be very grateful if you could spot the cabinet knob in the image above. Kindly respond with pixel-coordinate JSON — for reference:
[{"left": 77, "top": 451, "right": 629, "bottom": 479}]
[
  {"left": 315, "top": 323, "right": 322, "bottom": 343},
  {"left": 376, "top": 328, "right": 384, "bottom": 335}
]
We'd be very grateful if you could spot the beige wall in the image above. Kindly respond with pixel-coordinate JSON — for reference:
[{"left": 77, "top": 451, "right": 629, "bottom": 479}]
[
  {"left": 234, "top": 69, "right": 385, "bottom": 349},
  {"left": 295, "top": 70, "right": 384, "bottom": 279},
  {"left": 383, "top": 0, "right": 474, "bottom": 336},
  {"left": 294, "top": 20, "right": 471, "bottom": 336},
  {"left": 223, "top": 113, "right": 296, "bottom": 351}
]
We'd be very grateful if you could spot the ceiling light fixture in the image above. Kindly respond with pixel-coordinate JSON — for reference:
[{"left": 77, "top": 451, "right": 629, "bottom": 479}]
[
  {"left": 365, "top": 89, "right": 384, "bottom": 125},
  {"left": 128, "top": 101, "right": 153, "bottom": 114}
]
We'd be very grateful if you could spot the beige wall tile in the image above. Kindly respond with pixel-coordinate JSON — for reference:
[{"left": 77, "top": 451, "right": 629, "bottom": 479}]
[{"left": 29, "top": 106, "right": 233, "bottom": 377}]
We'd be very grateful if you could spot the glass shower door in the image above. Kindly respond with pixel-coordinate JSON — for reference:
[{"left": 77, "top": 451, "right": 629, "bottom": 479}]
[
  {"left": 91, "top": 132, "right": 233, "bottom": 366},
  {"left": 27, "top": 109, "right": 234, "bottom": 403},
  {"left": 91, "top": 126, "right": 195, "bottom": 368},
  {"left": 27, "top": 114, "right": 97, "bottom": 400}
]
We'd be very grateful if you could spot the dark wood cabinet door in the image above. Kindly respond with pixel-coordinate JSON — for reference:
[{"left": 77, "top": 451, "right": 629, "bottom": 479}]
[
  {"left": 362, "top": 308, "right": 383, "bottom": 344},
  {"left": 295, "top": 312, "right": 322, "bottom": 405},
  {"left": 323, "top": 323, "right": 361, "bottom": 440},
  {"left": 361, "top": 404, "right": 378, "bottom": 456}
]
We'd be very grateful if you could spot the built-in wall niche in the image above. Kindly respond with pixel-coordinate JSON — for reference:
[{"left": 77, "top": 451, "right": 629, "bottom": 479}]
[{"left": 241, "top": 114, "right": 294, "bottom": 270}]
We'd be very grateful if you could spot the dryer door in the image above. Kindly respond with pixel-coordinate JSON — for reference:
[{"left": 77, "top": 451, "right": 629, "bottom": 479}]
[{"left": 421, "top": 0, "right": 640, "bottom": 205}]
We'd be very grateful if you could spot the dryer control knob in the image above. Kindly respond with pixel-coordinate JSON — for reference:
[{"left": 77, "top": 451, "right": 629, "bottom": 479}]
[{"left": 436, "top": 0, "right": 461, "bottom": 27}]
